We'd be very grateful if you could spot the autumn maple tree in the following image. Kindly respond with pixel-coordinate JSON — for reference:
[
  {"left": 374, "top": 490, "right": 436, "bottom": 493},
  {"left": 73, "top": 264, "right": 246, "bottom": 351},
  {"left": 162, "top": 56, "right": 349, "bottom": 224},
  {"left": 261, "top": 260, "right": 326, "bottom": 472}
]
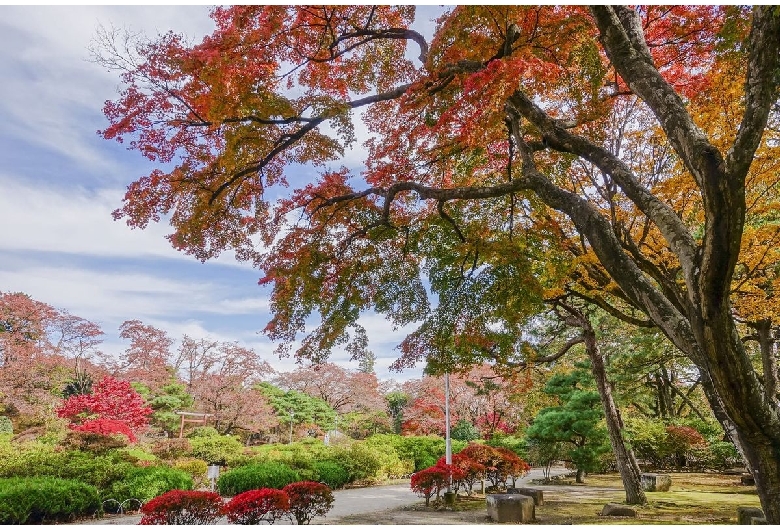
[
  {"left": 98, "top": 6, "right": 780, "bottom": 521},
  {"left": 56, "top": 375, "right": 152, "bottom": 442}
]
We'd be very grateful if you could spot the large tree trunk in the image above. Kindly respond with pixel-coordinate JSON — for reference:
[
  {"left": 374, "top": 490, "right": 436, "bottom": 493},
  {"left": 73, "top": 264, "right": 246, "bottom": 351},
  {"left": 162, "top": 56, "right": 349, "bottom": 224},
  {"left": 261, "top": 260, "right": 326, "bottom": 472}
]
[
  {"left": 693, "top": 313, "right": 780, "bottom": 524},
  {"left": 755, "top": 320, "right": 779, "bottom": 403}
]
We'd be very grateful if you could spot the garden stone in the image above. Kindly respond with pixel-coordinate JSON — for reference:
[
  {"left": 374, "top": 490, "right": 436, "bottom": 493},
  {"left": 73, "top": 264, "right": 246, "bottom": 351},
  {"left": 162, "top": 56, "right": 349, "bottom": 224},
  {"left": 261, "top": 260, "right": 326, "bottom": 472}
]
[
  {"left": 737, "top": 507, "right": 764, "bottom": 525},
  {"left": 506, "top": 487, "right": 544, "bottom": 506},
  {"left": 486, "top": 494, "right": 535, "bottom": 523},
  {"left": 750, "top": 517, "right": 768, "bottom": 525},
  {"left": 641, "top": 473, "right": 671, "bottom": 492},
  {"left": 601, "top": 503, "right": 637, "bottom": 517}
]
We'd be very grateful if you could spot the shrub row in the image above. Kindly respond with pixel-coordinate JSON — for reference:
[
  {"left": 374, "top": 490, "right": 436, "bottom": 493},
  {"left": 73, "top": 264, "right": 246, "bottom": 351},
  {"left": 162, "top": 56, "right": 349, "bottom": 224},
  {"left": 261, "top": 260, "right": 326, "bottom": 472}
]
[
  {"left": 140, "top": 481, "right": 334, "bottom": 525},
  {"left": 0, "top": 477, "right": 102, "bottom": 524},
  {"left": 217, "top": 461, "right": 301, "bottom": 496},
  {"left": 410, "top": 443, "right": 531, "bottom": 505}
]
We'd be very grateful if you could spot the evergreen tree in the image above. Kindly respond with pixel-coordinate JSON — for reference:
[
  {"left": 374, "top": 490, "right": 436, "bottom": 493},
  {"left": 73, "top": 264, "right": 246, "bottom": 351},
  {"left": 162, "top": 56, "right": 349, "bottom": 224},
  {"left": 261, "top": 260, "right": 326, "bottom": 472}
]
[{"left": 525, "top": 362, "right": 610, "bottom": 483}]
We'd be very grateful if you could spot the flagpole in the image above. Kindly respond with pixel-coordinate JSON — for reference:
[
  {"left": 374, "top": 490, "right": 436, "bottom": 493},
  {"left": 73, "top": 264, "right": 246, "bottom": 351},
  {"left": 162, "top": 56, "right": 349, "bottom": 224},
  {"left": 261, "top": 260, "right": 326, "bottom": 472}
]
[{"left": 445, "top": 371, "right": 452, "bottom": 492}]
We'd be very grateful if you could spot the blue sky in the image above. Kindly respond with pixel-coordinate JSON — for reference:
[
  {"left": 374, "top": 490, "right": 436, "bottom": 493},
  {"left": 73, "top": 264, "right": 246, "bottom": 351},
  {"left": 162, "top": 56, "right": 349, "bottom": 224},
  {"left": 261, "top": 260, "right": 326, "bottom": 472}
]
[{"left": 0, "top": 5, "right": 445, "bottom": 382}]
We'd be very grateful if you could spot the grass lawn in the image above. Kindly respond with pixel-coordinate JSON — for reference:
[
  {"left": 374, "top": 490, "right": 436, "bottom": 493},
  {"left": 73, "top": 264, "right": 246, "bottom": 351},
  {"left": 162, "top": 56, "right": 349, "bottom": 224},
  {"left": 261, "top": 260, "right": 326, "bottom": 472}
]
[{"left": 445, "top": 472, "right": 762, "bottom": 525}]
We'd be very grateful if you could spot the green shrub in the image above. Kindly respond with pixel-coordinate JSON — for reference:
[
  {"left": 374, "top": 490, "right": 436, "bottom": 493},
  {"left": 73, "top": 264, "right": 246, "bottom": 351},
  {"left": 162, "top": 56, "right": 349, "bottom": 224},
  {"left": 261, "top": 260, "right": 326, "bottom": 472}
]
[
  {"left": 451, "top": 420, "right": 480, "bottom": 442},
  {"left": 0, "top": 417, "right": 12, "bottom": 435},
  {"left": 107, "top": 465, "right": 193, "bottom": 503},
  {"left": 120, "top": 447, "right": 159, "bottom": 463},
  {"left": 331, "top": 443, "right": 384, "bottom": 483},
  {"left": 173, "top": 457, "right": 209, "bottom": 489},
  {"left": 361, "top": 437, "right": 415, "bottom": 479},
  {"left": 59, "top": 452, "right": 136, "bottom": 491},
  {"left": 0, "top": 441, "right": 61, "bottom": 478},
  {"left": 311, "top": 460, "right": 350, "bottom": 489},
  {"left": 252, "top": 443, "right": 317, "bottom": 472},
  {"left": 188, "top": 432, "right": 244, "bottom": 465},
  {"left": 0, "top": 446, "right": 133, "bottom": 492},
  {"left": 186, "top": 426, "right": 220, "bottom": 438},
  {"left": 151, "top": 438, "right": 192, "bottom": 460},
  {"left": 623, "top": 416, "right": 668, "bottom": 468},
  {"left": 695, "top": 440, "right": 741, "bottom": 470},
  {"left": 217, "top": 462, "right": 300, "bottom": 496},
  {"left": 373, "top": 435, "right": 463, "bottom": 472},
  {"left": 0, "top": 476, "right": 101, "bottom": 524}
]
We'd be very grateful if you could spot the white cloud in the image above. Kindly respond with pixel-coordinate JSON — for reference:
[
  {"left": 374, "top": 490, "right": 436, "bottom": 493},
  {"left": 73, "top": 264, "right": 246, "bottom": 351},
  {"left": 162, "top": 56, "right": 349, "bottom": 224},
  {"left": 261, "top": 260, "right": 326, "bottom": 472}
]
[
  {"left": 0, "top": 175, "right": 255, "bottom": 268},
  {"left": 1, "top": 265, "right": 220, "bottom": 321},
  {"left": 0, "top": 6, "right": 215, "bottom": 175}
]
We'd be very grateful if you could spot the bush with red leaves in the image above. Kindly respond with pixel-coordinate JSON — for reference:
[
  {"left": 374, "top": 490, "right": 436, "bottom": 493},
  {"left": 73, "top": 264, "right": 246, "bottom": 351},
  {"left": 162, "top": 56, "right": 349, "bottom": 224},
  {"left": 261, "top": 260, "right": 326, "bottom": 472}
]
[
  {"left": 222, "top": 488, "right": 290, "bottom": 525},
  {"left": 437, "top": 452, "right": 485, "bottom": 495},
  {"left": 72, "top": 418, "right": 137, "bottom": 442},
  {"left": 282, "top": 481, "right": 335, "bottom": 524},
  {"left": 410, "top": 463, "right": 463, "bottom": 506},
  {"left": 456, "top": 443, "right": 530, "bottom": 488},
  {"left": 56, "top": 376, "right": 152, "bottom": 442},
  {"left": 139, "top": 489, "right": 223, "bottom": 525}
]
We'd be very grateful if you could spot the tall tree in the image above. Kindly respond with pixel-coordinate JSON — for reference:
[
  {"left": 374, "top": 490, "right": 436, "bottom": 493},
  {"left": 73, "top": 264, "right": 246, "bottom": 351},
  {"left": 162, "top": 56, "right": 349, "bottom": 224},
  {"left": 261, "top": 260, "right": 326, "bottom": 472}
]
[
  {"left": 525, "top": 361, "right": 611, "bottom": 483},
  {"left": 279, "top": 362, "right": 386, "bottom": 415},
  {"left": 117, "top": 320, "right": 174, "bottom": 392},
  {"left": 187, "top": 341, "right": 276, "bottom": 435},
  {"left": 99, "top": 6, "right": 780, "bottom": 520},
  {"left": 0, "top": 292, "right": 104, "bottom": 419}
]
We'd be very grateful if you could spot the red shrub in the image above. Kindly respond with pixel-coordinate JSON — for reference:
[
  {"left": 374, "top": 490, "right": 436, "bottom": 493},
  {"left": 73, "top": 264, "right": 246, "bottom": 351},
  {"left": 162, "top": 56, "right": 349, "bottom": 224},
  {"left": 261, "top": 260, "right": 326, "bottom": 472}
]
[
  {"left": 666, "top": 425, "right": 707, "bottom": 450},
  {"left": 494, "top": 446, "right": 531, "bottom": 479},
  {"left": 283, "top": 481, "right": 335, "bottom": 524},
  {"left": 72, "top": 418, "right": 136, "bottom": 442},
  {"left": 410, "top": 463, "right": 461, "bottom": 506},
  {"left": 222, "top": 488, "right": 290, "bottom": 525},
  {"left": 437, "top": 453, "right": 485, "bottom": 495},
  {"left": 56, "top": 376, "right": 152, "bottom": 442},
  {"left": 456, "top": 443, "right": 529, "bottom": 488},
  {"left": 139, "top": 490, "right": 223, "bottom": 525}
]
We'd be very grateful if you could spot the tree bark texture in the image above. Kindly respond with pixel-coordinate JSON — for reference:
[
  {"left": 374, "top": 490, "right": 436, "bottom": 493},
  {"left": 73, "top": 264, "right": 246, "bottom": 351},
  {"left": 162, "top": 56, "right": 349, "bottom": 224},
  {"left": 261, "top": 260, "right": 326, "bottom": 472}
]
[{"left": 566, "top": 305, "right": 647, "bottom": 505}]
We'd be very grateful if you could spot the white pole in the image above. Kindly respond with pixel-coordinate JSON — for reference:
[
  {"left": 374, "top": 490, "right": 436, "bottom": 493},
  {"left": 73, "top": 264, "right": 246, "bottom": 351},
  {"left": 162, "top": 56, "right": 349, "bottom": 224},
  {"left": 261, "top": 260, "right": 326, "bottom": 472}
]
[{"left": 445, "top": 372, "right": 452, "bottom": 492}]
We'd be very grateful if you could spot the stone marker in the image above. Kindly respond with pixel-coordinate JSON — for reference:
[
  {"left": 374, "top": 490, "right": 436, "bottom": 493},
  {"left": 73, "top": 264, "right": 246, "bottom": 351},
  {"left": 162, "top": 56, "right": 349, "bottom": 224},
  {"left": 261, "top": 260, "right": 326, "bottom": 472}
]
[
  {"left": 601, "top": 503, "right": 637, "bottom": 517},
  {"left": 737, "top": 507, "right": 764, "bottom": 525},
  {"left": 506, "top": 487, "right": 544, "bottom": 506},
  {"left": 751, "top": 517, "right": 768, "bottom": 525},
  {"left": 641, "top": 473, "right": 672, "bottom": 492},
  {"left": 486, "top": 494, "right": 535, "bottom": 523},
  {"left": 740, "top": 474, "right": 755, "bottom": 486}
]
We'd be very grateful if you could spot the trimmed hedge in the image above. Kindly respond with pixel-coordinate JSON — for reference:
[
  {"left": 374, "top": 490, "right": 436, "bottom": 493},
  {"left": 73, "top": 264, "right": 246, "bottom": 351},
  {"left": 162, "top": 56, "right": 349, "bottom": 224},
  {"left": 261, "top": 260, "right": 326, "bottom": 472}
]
[
  {"left": 217, "top": 462, "right": 300, "bottom": 496},
  {"left": 0, "top": 447, "right": 134, "bottom": 491},
  {"left": 107, "top": 465, "right": 193, "bottom": 503},
  {"left": 311, "top": 460, "right": 350, "bottom": 489},
  {"left": 0, "top": 476, "right": 101, "bottom": 524}
]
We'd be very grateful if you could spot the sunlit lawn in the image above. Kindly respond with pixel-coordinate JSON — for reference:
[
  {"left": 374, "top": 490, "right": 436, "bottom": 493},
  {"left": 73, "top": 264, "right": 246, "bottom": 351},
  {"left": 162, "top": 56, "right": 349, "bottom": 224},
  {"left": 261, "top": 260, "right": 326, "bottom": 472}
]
[{"left": 448, "top": 472, "right": 761, "bottom": 525}]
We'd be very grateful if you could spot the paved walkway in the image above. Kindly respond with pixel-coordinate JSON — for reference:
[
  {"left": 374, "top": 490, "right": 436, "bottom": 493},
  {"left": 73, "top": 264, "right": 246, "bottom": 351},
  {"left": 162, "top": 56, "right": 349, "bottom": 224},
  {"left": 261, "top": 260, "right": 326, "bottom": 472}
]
[{"left": 72, "top": 467, "right": 571, "bottom": 525}]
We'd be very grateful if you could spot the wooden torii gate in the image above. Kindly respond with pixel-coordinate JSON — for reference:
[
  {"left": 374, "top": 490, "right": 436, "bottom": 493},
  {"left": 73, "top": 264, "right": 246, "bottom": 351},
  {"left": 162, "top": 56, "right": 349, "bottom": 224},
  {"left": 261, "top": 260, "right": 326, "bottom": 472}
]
[{"left": 175, "top": 411, "right": 214, "bottom": 438}]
